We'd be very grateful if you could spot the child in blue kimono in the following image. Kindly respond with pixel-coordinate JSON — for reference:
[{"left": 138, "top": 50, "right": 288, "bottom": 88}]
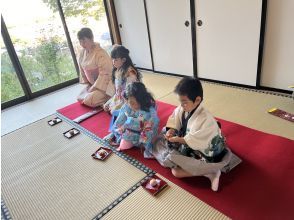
[{"left": 104, "top": 82, "right": 159, "bottom": 158}]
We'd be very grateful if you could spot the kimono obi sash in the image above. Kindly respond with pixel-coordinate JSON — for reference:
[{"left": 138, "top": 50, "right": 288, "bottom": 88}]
[{"left": 83, "top": 67, "right": 99, "bottom": 85}]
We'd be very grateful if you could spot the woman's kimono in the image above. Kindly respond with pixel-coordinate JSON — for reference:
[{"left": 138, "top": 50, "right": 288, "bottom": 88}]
[
  {"left": 111, "top": 104, "right": 159, "bottom": 157},
  {"left": 104, "top": 67, "right": 138, "bottom": 114},
  {"left": 152, "top": 103, "right": 232, "bottom": 176},
  {"left": 77, "top": 43, "right": 114, "bottom": 107}
]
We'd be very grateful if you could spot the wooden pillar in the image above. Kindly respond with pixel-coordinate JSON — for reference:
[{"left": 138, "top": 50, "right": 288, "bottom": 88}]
[{"left": 105, "top": 0, "right": 121, "bottom": 44}]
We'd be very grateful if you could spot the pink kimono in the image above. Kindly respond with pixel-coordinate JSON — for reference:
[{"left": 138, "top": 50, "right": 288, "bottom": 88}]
[{"left": 77, "top": 43, "right": 114, "bottom": 107}]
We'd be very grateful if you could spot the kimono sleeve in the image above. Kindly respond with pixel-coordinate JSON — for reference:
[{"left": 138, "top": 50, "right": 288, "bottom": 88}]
[
  {"left": 78, "top": 50, "right": 89, "bottom": 84},
  {"left": 140, "top": 107, "right": 159, "bottom": 144},
  {"left": 165, "top": 105, "right": 182, "bottom": 131},
  {"left": 183, "top": 116, "right": 220, "bottom": 151},
  {"left": 126, "top": 68, "right": 138, "bottom": 85},
  {"left": 112, "top": 104, "right": 128, "bottom": 130},
  {"left": 124, "top": 114, "right": 141, "bottom": 131},
  {"left": 149, "top": 107, "right": 160, "bottom": 132},
  {"left": 93, "top": 49, "right": 113, "bottom": 91}
]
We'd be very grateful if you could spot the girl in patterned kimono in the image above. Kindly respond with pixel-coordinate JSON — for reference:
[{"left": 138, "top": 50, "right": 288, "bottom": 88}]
[
  {"left": 76, "top": 28, "right": 114, "bottom": 108},
  {"left": 104, "top": 82, "right": 159, "bottom": 158},
  {"left": 152, "top": 77, "right": 232, "bottom": 191},
  {"left": 103, "top": 45, "right": 141, "bottom": 114}
]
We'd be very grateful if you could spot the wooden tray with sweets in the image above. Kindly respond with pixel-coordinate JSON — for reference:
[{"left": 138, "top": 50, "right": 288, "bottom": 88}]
[
  {"left": 91, "top": 147, "right": 112, "bottom": 161},
  {"left": 63, "top": 128, "right": 80, "bottom": 139},
  {"left": 141, "top": 175, "right": 168, "bottom": 196},
  {"left": 48, "top": 117, "right": 62, "bottom": 126}
]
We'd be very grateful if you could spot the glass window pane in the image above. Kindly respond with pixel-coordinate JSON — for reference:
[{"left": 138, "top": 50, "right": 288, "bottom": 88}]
[
  {"left": 2, "top": 0, "right": 78, "bottom": 93},
  {"left": 1, "top": 37, "right": 25, "bottom": 103},
  {"left": 59, "top": 0, "right": 112, "bottom": 55}
]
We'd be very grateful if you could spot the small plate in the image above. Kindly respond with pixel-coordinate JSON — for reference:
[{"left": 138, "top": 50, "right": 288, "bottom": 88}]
[
  {"left": 48, "top": 117, "right": 62, "bottom": 126},
  {"left": 141, "top": 175, "right": 168, "bottom": 196},
  {"left": 63, "top": 128, "right": 80, "bottom": 139},
  {"left": 91, "top": 147, "right": 112, "bottom": 161}
]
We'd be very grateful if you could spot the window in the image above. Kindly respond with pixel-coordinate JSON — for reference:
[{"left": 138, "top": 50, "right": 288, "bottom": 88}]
[
  {"left": 1, "top": 0, "right": 112, "bottom": 108},
  {"left": 59, "top": 0, "right": 112, "bottom": 55},
  {"left": 1, "top": 37, "right": 25, "bottom": 103},
  {"left": 2, "top": 0, "right": 77, "bottom": 93}
]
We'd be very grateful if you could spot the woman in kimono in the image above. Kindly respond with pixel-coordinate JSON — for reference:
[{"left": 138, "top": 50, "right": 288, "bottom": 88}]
[
  {"left": 104, "top": 82, "right": 159, "bottom": 158},
  {"left": 76, "top": 28, "right": 114, "bottom": 107},
  {"left": 152, "top": 77, "right": 232, "bottom": 191}
]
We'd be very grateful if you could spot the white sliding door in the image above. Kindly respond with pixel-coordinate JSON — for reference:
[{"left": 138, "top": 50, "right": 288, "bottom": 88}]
[
  {"left": 114, "top": 0, "right": 152, "bottom": 69},
  {"left": 195, "top": 0, "right": 262, "bottom": 86},
  {"left": 261, "top": 0, "right": 294, "bottom": 90},
  {"left": 146, "top": 0, "right": 193, "bottom": 76}
]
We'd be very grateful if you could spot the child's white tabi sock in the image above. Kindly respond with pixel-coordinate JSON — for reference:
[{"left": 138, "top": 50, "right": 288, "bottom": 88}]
[{"left": 205, "top": 170, "right": 221, "bottom": 192}]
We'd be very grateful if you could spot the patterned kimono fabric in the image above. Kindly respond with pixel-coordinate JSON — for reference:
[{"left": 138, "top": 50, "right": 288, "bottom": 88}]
[
  {"left": 104, "top": 67, "right": 138, "bottom": 114},
  {"left": 111, "top": 104, "right": 159, "bottom": 157}
]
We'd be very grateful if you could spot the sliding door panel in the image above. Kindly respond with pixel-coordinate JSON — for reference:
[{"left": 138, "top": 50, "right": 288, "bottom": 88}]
[
  {"left": 195, "top": 0, "right": 262, "bottom": 86},
  {"left": 114, "top": 0, "right": 152, "bottom": 69},
  {"left": 146, "top": 0, "right": 193, "bottom": 76}
]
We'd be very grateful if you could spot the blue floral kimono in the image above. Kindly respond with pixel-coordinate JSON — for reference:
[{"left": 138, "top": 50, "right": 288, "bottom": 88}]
[{"left": 111, "top": 103, "right": 159, "bottom": 157}]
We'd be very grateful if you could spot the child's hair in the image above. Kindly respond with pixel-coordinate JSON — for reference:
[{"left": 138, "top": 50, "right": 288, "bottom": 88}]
[
  {"left": 77, "top": 28, "right": 93, "bottom": 40},
  {"left": 110, "top": 45, "right": 141, "bottom": 83},
  {"left": 174, "top": 76, "right": 203, "bottom": 102},
  {"left": 123, "top": 82, "right": 155, "bottom": 112}
]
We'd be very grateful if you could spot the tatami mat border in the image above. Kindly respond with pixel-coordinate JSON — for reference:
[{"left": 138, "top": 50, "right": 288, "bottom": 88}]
[
  {"left": 145, "top": 71, "right": 292, "bottom": 98},
  {"left": 202, "top": 80, "right": 292, "bottom": 98},
  {"left": 55, "top": 112, "right": 158, "bottom": 219},
  {"left": 1, "top": 199, "right": 11, "bottom": 220},
  {"left": 92, "top": 173, "right": 155, "bottom": 220},
  {"left": 55, "top": 112, "right": 154, "bottom": 175}
]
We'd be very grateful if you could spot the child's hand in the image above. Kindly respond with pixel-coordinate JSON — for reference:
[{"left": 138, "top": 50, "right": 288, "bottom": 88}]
[
  {"left": 103, "top": 104, "right": 110, "bottom": 112},
  {"left": 168, "top": 136, "right": 181, "bottom": 143},
  {"left": 88, "top": 86, "right": 96, "bottom": 93},
  {"left": 138, "top": 114, "right": 144, "bottom": 121},
  {"left": 165, "top": 129, "right": 175, "bottom": 139},
  {"left": 115, "top": 126, "right": 125, "bottom": 134}
]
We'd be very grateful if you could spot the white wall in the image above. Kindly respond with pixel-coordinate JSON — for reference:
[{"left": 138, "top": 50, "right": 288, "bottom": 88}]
[{"left": 261, "top": 0, "right": 294, "bottom": 90}]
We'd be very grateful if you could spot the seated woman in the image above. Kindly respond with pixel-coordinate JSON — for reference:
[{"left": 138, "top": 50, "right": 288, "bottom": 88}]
[
  {"left": 76, "top": 27, "right": 114, "bottom": 108},
  {"left": 104, "top": 82, "right": 159, "bottom": 158},
  {"left": 152, "top": 77, "right": 232, "bottom": 191}
]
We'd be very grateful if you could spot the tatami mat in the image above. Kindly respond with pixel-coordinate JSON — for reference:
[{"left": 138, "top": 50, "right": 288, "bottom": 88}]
[
  {"left": 142, "top": 71, "right": 180, "bottom": 99},
  {"left": 1, "top": 115, "right": 231, "bottom": 220},
  {"left": 159, "top": 80, "right": 294, "bottom": 140},
  {"left": 1, "top": 116, "right": 146, "bottom": 220},
  {"left": 103, "top": 174, "right": 229, "bottom": 220}
]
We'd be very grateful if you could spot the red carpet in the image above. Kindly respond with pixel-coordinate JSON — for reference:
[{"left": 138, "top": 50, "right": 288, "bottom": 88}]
[{"left": 58, "top": 101, "right": 294, "bottom": 220}]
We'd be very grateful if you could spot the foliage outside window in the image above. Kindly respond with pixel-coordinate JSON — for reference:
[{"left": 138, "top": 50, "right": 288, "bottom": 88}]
[
  {"left": 2, "top": 0, "right": 77, "bottom": 95},
  {"left": 1, "top": 40, "right": 25, "bottom": 103}
]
